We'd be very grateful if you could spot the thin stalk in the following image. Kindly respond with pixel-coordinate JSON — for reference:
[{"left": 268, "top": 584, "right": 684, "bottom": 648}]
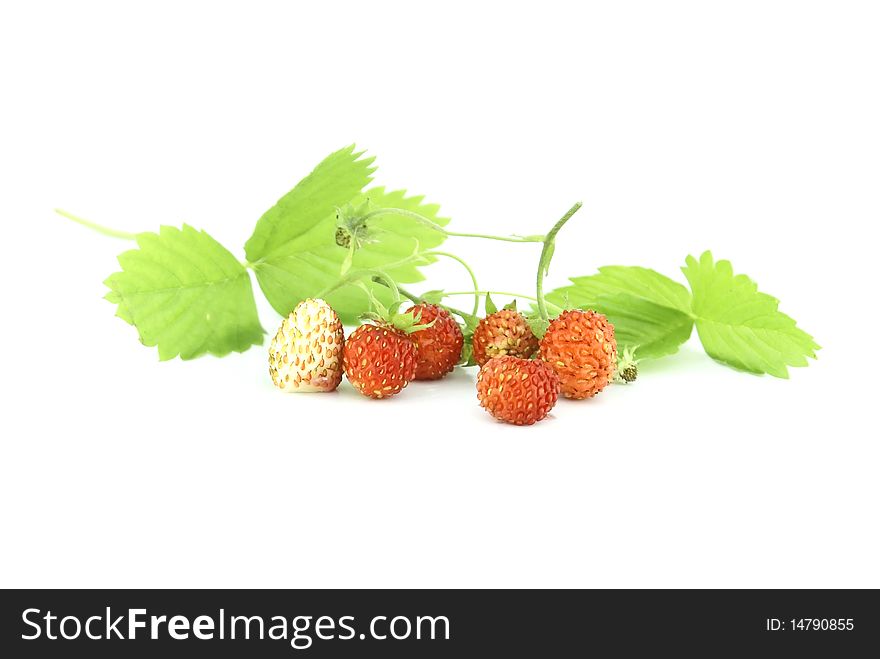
[
  {"left": 426, "top": 251, "right": 480, "bottom": 316},
  {"left": 353, "top": 281, "right": 386, "bottom": 314},
  {"left": 443, "top": 290, "right": 539, "bottom": 302},
  {"left": 317, "top": 267, "right": 400, "bottom": 301},
  {"left": 363, "top": 208, "right": 544, "bottom": 244},
  {"left": 446, "top": 230, "right": 544, "bottom": 243},
  {"left": 316, "top": 246, "right": 434, "bottom": 300},
  {"left": 370, "top": 269, "right": 400, "bottom": 303},
  {"left": 441, "top": 290, "right": 564, "bottom": 314},
  {"left": 55, "top": 209, "right": 138, "bottom": 241},
  {"left": 394, "top": 285, "right": 472, "bottom": 320},
  {"left": 536, "top": 202, "right": 582, "bottom": 321}
]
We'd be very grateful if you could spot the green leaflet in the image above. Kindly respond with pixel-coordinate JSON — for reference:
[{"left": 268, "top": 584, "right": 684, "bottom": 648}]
[
  {"left": 245, "top": 146, "right": 449, "bottom": 324},
  {"left": 562, "top": 266, "right": 692, "bottom": 313},
  {"left": 457, "top": 311, "right": 480, "bottom": 367},
  {"left": 484, "top": 292, "right": 498, "bottom": 315},
  {"left": 683, "top": 251, "right": 819, "bottom": 378},
  {"left": 544, "top": 266, "right": 694, "bottom": 359},
  {"left": 244, "top": 145, "right": 376, "bottom": 263},
  {"left": 104, "top": 225, "right": 264, "bottom": 360},
  {"left": 583, "top": 293, "right": 694, "bottom": 359}
]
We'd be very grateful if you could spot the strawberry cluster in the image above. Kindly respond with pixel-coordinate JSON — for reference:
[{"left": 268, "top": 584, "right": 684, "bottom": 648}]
[
  {"left": 269, "top": 299, "right": 464, "bottom": 399},
  {"left": 269, "top": 297, "right": 618, "bottom": 426},
  {"left": 471, "top": 307, "right": 617, "bottom": 425}
]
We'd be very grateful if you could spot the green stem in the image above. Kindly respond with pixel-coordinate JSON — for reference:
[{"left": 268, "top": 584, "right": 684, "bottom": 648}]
[
  {"left": 447, "top": 230, "right": 544, "bottom": 243},
  {"left": 55, "top": 209, "right": 138, "bottom": 241},
  {"left": 426, "top": 251, "right": 480, "bottom": 316},
  {"left": 441, "top": 290, "right": 564, "bottom": 314},
  {"left": 536, "top": 202, "right": 582, "bottom": 321},
  {"left": 363, "top": 208, "right": 544, "bottom": 244},
  {"left": 444, "top": 289, "right": 538, "bottom": 301},
  {"left": 371, "top": 269, "right": 400, "bottom": 303},
  {"left": 319, "top": 245, "right": 434, "bottom": 299},
  {"left": 353, "top": 281, "right": 387, "bottom": 315},
  {"left": 317, "top": 267, "right": 400, "bottom": 301}
]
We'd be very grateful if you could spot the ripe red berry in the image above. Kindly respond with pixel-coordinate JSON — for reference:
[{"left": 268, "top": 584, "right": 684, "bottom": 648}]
[
  {"left": 539, "top": 309, "right": 617, "bottom": 400},
  {"left": 476, "top": 356, "right": 560, "bottom": 425},
  {"left": 471, "top": 309, "right": 539, "bottom": 367},
  {"left": 406, "top": 303, "right": 463, "bottom": 380},
  {"left": 343, "top": 324, "right": 418, "bottom": 399}
]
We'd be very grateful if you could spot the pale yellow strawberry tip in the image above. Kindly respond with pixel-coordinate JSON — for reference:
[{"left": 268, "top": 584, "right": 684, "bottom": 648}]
[{"left": 268, "top": 298, "right": 344, "bottom": 392}]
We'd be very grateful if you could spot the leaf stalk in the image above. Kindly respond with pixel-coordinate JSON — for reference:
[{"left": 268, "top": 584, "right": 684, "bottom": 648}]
[{"left": 55, "top": 209, "right": 138, "bottom": 241}]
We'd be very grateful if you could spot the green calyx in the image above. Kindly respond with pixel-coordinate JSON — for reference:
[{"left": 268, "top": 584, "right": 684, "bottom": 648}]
[
  {"left": 360, "top": 299, "right": 434, "bottom": 335},
  {"left": 335, "top": 199, "right": 379, "bottom": 274},
  {"left": 335, "top": 199, "right": 376, "bottom": 248},
  {"left": 347, "top": 271, "right": 433, "bottom": 335},
  {"left": 614, "top": 346, "right": 640, "bottom": 384}
]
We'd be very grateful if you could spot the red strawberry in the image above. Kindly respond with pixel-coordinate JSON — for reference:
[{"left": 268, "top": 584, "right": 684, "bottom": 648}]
[
  {"left": 471, "top": 309, "right": 539, "bottom": 367},
  {"left": 343, "top": 323, "right": 418, "bottom": 399},
  {"left": 539, "top": 309, "right": 617, "bottom": 400},
  {"left": 406, "top": 303, "right": 463, "bottom": 380},
  {"left": 476, "top": 356, "right": 560, "bottom": 425}
]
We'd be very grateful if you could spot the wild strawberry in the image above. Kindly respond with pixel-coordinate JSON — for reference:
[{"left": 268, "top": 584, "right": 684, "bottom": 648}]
[
  {"left": 539, "top": 309, "right": 617, "bottom": 399},
  {"left": 476, "top": 356, "right": 560, "bottom": 425},
  {"left": 406, "top": 303, "right": 463, "bottom": 380},
  {"left": 269, "top": 298, "right": 344, "bottom": 392},
  {"left": 343, "top": 324, "right": 418, "bottom": 398},
  {"left": 471, "top": 309, "right": 539, "bottom": 367}
]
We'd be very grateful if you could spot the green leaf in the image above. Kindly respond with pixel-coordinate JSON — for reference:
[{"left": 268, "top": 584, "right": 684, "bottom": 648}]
[
  {"left": 244, "top": 145, "right": 376, "bottom": 264},
  {"left": 104, "top": 225, "right": 264, "bottom": 360},
  {"left": 544, "top": 265, "right": 694, "bottom": 359},
  {"left": 484, "top": 292, "right": 498, "bottom": 315},
  {"left": 682, "top": 251, "right": 819, "bottom": 377},
  {"left": 245, "top": 146, "right": 449, "bottom": 324}
]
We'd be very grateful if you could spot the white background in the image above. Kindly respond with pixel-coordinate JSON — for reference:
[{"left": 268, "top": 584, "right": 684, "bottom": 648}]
[{"left": 1, "top": 1, "right": 877, "bottom": 588}]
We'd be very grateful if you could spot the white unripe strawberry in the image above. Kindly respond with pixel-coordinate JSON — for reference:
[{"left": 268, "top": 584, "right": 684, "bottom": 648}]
[{"left": 269, "top": 298, "right": 344, "bottom": 392}]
